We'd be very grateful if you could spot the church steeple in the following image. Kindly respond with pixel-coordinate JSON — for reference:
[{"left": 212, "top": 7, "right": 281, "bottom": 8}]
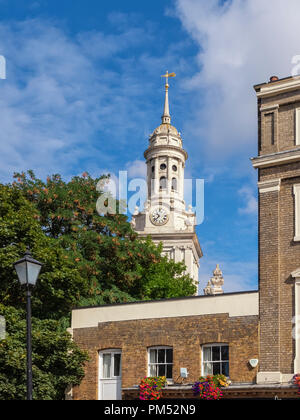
[
  {"left": 161, "top": 71, "right": 175, "bottom": 125},
  {"left": 131, "top": 71, "right": 202, "bottom": 293}
]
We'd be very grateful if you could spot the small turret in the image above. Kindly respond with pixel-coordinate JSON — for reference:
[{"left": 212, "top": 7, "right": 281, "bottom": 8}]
[{"left": 204, "top": 264, "right": 224, "bottom": 295}]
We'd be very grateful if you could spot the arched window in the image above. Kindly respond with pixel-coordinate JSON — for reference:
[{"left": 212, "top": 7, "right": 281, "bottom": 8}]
[
  {"left": 171, "top": 177, "right": 177, "bottom": 191},
  {"left": 160, "top": 176, "right": 167, "bottom": 189}
]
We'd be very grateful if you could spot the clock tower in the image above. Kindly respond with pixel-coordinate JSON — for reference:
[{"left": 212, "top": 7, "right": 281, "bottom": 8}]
[{"left": 131, "top": 72, "right": 202, "bottom": 291}]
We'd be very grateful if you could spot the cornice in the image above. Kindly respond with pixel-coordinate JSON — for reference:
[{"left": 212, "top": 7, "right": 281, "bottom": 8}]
[
  {"left": 251, "top": 148, "right": 300, "bottom": 169},
  {"left": 144, "top": 144, "right": 188, "bottom": 160},
  {"left": 255, "top": 76, "right": 300, "bottom": 99},
  {"left": 257, "top": 178, "right": 281, "bottom": 193},
  {"left": 138, "top": 231, "right": 203, "bottom": 258}
]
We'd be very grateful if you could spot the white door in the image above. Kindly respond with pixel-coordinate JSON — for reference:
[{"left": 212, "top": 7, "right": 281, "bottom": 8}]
[{"left": 99, "top": 350, "right": 122, "bottom": 400}]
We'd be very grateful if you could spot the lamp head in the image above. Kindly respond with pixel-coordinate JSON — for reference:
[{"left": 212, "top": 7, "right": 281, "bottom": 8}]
[{"left": 14, "top": 247, "right": 42, "bottom": 287}]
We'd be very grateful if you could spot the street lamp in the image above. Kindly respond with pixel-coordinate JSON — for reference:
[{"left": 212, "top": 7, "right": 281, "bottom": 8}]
[{"left": 14, "top": 248, "right": 43, "bottom": 400}]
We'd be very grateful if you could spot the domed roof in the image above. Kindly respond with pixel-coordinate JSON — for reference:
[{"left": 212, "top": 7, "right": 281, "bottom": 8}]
[{"left": 150, "top": 122, "right": 180, "bottom": 138}]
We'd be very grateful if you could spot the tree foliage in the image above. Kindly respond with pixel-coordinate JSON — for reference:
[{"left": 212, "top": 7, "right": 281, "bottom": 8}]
[
  {"left": 0, "top": 305, "right": 87, "bottom": 400},
  {"left": 0, "top": 170, "right": 196, "bottom": 399},
  {"left": 0, "top": 184, "right": 88, "bottom": 319},
  {"left": 13, "top": 170, "right": 196, "bottom": 304}
]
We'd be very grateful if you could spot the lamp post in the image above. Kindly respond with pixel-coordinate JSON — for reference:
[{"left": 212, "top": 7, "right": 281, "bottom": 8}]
[{"left": 14, "top": 248, "right": 43, "bottom": 401}]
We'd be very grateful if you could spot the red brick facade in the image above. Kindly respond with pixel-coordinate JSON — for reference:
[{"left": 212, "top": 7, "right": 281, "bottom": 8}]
[{"left": 72, "top": 311, "right": 259, "bottom": 400}]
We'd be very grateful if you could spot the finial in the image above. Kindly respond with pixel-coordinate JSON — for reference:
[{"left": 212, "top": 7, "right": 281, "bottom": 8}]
[
  {"left": 203, "top": 264, "right": 224, "bottom": 295},
  {"left": 161, "top": 71, "right": 176, "bottom": 124},
  {"left": 25, "top": 246, "right": 31, "bottom": 256}
]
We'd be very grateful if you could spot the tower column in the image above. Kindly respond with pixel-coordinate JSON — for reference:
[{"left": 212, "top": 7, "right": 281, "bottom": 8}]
[
  {"left": 167, "top": 156, "right": 172, "bottom": 194},
  {"left": 147, "top": 160, "right": 151, "bottom": 199},
  {"left": 154, "top": 157, "right": 159, "bottom": 197},
  {"left": 179, "top": 161, "right": 184, "bottom": 200}
]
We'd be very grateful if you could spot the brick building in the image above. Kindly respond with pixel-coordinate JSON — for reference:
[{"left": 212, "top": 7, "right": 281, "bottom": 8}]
[{"left": 70, "top": 74, "right": 300, "bottom": 400}]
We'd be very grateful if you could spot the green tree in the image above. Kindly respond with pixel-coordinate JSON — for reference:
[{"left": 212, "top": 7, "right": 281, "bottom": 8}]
[
  {"left": 0, "top": 305, "right": 87, "bottom": 400},
  {"left": 0, "top": 184, "right": 88, "bottom": 400},
  {"left": 0, "top": 184, "right": 88, "bottom": 319},
  {"left": 13, "top": 170, "right": 196, "bottom": 303}
]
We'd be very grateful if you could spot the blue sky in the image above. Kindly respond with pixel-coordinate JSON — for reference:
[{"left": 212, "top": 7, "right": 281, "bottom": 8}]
[{"left": 1, "top": 0, "right": 300, "bottom": 293}]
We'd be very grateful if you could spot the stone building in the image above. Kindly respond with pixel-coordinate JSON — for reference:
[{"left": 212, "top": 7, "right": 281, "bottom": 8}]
[{"left": 69, "top": 74, "right": 300, "bottom": 400}]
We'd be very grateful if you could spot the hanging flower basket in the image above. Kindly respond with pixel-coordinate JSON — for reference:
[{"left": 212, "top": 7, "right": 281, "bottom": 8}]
[
  {"left": 192, "top": 375, "right": 229, "bottom": 400},
  {"left": 139, "top": 376, "right": 167, "bottom": 400}
]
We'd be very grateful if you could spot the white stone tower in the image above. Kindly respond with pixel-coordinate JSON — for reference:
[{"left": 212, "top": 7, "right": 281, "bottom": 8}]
[{"left": 131, "top": 72, "right": 202, "bottom": 291}]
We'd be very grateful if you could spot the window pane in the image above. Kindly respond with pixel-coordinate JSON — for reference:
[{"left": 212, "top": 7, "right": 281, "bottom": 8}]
[
  {"left": 213, "top": 362, "right": 221, "bottom": 375},
  {"left": 160, "top": 177, "right": 167, "bottom": 189},
  {"left": 222, "top": 362, "right": 229, "bottom": 377},
  {"left": 158, "top": 349, "right": 165, "bottom": 364},
  {"left": 212, "top": 346, "right": 220, "bottom": 361},
  {"left": 102, "top": 354, "right": 111, "bottom": 378},
  {"left": 166, "top": 349, "right": 173, "bottom": 363},
  {"left": 114, "top": 354, "right": 121, "bottom": 377},
  {"left": 149, "top": 349, "right": 157, "bottom": 364},
  {"left": 166, "top": 364, "right": 172, "bottom": 379},
  {"left": 203, "top": 362, "right": 213, "bottom": 376},
  {"left": 149, "top": 365, "right": 157, "bottom": 377},
  {"left": 158, "top": 364, "right": 165, "bottom": 377},
  {"left": 171, "top": 178, "right": 177, "bottom": 190},
  {"left": 221, "top": 346, "right": 229, "bottom": 361},
  {"left": 203, "top": 347, "right": 211, "bottom": 361}
]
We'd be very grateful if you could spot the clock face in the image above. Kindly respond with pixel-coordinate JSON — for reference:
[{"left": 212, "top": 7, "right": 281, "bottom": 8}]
[{"left": 150, "top": 207, "right": 169, "bottom": 226}]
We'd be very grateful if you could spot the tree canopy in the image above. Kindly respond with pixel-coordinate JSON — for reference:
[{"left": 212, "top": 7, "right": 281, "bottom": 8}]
[
  {"left": 12, "top": 170, "right": 196, "bottom": 305},
  {"left": 0, "top": 170, "right": 196, "bottom": 399}
]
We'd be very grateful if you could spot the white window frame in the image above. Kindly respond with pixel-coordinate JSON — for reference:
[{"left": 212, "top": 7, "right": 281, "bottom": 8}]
[
  {"left": 99, "top": 349, "right": 122, "bottom": 380},
  {"left": 293, "top": 184, "right": 300, "bottom": 241},
  {"left": 148, "top": 346, "right": 173, "bottom": 380},
  {"left": 201, "top": 343, "right": 229, "bottom": 377}
]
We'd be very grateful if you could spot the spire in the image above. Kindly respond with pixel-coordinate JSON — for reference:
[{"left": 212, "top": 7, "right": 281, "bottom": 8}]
[
  {"left": 161, "top": 71, "right": 176, "bottom": 124},
  {"left": 203, "top": 264, "right": 224, "bottom": 295}
]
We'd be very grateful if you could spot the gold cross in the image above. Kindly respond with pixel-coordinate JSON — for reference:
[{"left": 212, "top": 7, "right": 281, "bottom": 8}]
[{"left": 161, "top": 70, "right": 176, "bottom": 86}]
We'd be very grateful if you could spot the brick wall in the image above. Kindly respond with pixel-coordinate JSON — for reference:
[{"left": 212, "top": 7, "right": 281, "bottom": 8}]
[
  {"left": 257, "top": 80, "right": 300, "bottom": 375},
  {"left": 259, "top": 89, "right": 300, "bottom": 155},
  {"left": 72, "top": 314, "right": 259, "bottom": 400}
]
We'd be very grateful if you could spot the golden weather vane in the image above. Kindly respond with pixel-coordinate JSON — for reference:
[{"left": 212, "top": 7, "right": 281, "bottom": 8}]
[{"left": 161, "top": 70, "right": 176, "bottom": 87}]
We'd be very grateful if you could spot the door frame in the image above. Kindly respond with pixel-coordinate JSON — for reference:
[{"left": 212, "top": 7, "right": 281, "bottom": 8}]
[{"left": 98, "top": 349, "right": 122, "bottom": 400}]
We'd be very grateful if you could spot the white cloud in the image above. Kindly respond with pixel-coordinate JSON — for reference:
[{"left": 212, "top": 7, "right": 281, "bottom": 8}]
[
  {"left": 0, "top": 14, "right": 199, "bottom": 184},
  {"left": 175, "top": 0, "right": 300, "bottom": 160},
  {"left": 125, "top": 159, "right": 147, "bottom": 179},
  {"left": 238, "top": 185, "right": 258, "bottom": 215},
  {"left": 0, "top": 21, "right": 107, "bottom": 180},
  {"left": 0, "top": 18, "right": 165, "bottom": 182}
]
